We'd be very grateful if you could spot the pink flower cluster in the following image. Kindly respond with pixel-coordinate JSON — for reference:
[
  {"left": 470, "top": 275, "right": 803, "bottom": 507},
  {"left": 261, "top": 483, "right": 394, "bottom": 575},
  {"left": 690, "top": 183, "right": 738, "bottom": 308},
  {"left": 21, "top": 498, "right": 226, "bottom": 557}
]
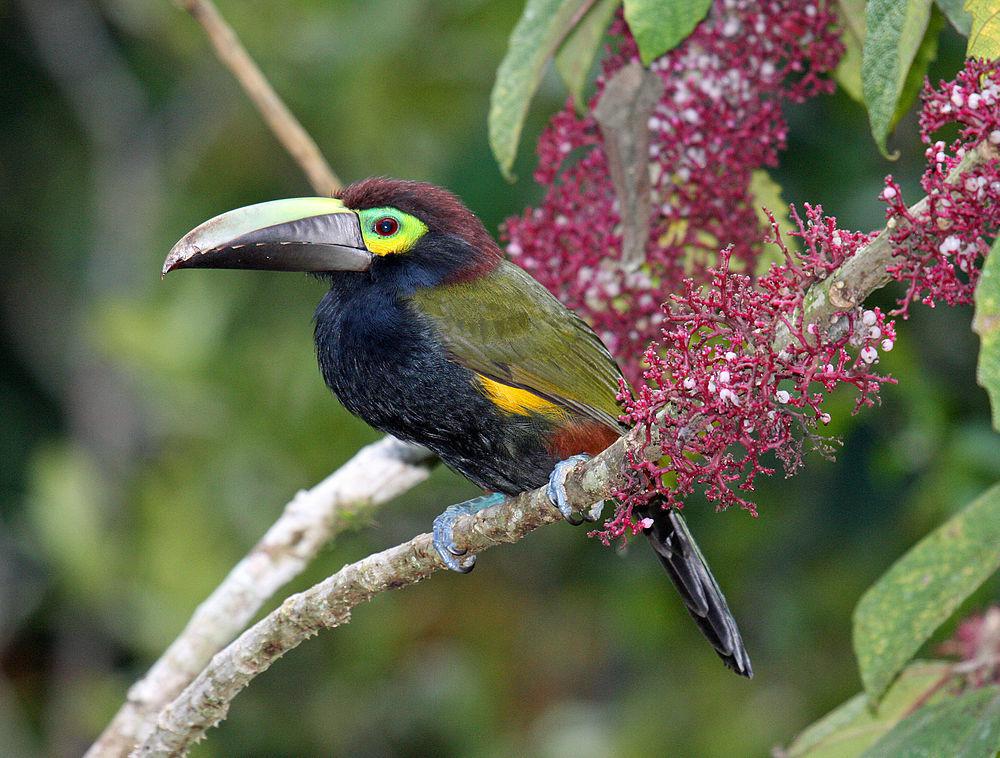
[
  {"left": 885, "top": 59, "right": 1000, "bottom": 313},
  {"left": 600, "top": 59, "right": 1000, "bottom": 540},
  {"left": 504, "top": 1, "right": 842, "bottom": 377},
  {"left": 506, "top": 0, "right": 999, "bottom": 537},
  {"left": 604, "top": 211, "right": 896, "bottom": 540},
  {"left": 939, "top": 606, "right": 1000, "bottom": 687}
]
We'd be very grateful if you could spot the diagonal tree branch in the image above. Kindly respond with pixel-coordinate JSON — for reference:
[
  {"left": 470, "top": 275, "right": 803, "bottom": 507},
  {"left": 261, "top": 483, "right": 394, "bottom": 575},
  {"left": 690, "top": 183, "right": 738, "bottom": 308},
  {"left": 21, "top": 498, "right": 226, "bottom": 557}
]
[
  {"left": 134, "top": 435, "right": 627, "bottom": 757},
  {"left": 175, "top": 0, "right": 342, "bottom": 195},
  {"left": 773, "top": 141, "right": 997, "bottom": 351},
  {"left": 88, "top": 438, "right": 433, "bottom": 757},
  {"left": 132, "top": 140, "right": 999, "bottom": 756}
]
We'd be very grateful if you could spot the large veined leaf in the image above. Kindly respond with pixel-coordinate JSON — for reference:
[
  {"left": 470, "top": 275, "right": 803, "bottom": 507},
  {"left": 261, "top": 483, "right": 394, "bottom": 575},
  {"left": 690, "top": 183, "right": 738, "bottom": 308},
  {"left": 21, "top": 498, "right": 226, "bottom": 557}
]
[
  {"left": 555, "top": 0, "right": 620, "bottom": 111},
  {"left": 853, "top": 482, "right": 1000, "bottom": 702},
  {"left": 974, "top": 237, "right": 1000, "bottom": 430},
  {"left": 862, "top": 0, "right": 933, "bottom": 157},
  {"left": 784, "top": 661, "right": 953, "bottom": 757},
  {"left": 489, "top": 0, "right": 595, "bottom": 180},
  {"left": 966, "top": 0, "right": 1000, "bottom": 58},
  {"left": 862, "top": 685, "right": 1000, "bottom": 757},
  {"left": 835, "top": 0, "right": 867, "bottom": 103},
  {"left": 623, "top": 0, "right": 711, "bottom": 66}
]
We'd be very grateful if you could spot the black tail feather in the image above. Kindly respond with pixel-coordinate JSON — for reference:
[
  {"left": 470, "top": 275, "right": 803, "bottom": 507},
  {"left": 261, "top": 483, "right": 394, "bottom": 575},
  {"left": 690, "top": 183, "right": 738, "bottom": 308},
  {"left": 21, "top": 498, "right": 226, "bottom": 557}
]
[{"left": 642, "top": 505, "right": 753, "bottom": 678}]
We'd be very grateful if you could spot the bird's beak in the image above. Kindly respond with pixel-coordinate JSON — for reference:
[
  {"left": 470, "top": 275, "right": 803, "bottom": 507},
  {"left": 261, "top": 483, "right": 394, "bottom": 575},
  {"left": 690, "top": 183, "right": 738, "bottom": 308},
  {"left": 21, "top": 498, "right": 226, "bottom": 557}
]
[{"left": 162, "top": 197, "right": 372, "bottom": 276}]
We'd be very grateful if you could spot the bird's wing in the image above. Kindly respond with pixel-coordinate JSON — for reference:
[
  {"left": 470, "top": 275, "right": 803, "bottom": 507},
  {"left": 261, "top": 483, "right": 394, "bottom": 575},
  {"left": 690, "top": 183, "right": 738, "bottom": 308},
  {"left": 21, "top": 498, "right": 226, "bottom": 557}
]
[{"left": 411, "top": 260, "right": 625, "bottom": 429}]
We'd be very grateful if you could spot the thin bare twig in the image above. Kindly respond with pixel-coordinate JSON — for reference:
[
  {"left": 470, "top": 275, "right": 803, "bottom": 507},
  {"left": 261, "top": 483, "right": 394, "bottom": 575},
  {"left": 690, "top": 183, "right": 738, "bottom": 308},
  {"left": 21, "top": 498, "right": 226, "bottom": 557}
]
[
  {"left": 133, "top": 140, "right": 998, "bottom": 757},
  {"left": 176, "top": 0, "right": 342, "bottom": 195}
]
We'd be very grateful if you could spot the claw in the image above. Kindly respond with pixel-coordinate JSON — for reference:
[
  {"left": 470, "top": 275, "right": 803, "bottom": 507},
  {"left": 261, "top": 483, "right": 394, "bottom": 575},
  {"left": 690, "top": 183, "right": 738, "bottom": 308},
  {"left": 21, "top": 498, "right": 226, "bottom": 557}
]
[
  {"left": 432, "top": 493, "right": 505, "bottom": 573},
  {"left": 547, "top": 454, "right": 593, "bottom": 524}
]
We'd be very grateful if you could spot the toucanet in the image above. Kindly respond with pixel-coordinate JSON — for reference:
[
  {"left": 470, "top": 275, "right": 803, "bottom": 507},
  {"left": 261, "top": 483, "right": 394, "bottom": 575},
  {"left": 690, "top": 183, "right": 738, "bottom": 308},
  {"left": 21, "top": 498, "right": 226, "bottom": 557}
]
[{"left": 164, "top": 177, "right": 752, "bottom": 676}]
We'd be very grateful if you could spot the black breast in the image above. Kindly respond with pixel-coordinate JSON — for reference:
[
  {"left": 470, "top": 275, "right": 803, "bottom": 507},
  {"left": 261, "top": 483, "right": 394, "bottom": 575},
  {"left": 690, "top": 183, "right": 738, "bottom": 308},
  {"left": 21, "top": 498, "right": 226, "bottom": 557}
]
[{"left": 313, "top": 272, "right": 558, "bottom": 494}]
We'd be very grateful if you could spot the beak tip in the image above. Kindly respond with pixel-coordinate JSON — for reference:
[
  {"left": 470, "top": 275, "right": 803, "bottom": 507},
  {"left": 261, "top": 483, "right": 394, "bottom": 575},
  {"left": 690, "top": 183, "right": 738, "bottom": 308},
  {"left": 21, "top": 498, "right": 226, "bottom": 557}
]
[{"left": 162, "top": 242, "right": 196, "bottom": 277}]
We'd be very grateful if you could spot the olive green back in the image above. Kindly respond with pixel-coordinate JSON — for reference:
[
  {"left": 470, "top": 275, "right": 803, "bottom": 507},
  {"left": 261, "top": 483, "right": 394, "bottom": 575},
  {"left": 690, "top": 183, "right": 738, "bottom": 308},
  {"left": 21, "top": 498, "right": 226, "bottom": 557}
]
[{"left": 411, "top": 260, "right": 625, "bottom": 430}]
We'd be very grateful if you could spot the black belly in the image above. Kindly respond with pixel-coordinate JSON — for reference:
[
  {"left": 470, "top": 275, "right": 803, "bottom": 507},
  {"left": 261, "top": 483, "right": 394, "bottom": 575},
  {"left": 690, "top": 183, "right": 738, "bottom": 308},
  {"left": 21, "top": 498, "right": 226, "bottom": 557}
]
[{"left": 314, "top": 282, "right": 558, "bottom": 494}]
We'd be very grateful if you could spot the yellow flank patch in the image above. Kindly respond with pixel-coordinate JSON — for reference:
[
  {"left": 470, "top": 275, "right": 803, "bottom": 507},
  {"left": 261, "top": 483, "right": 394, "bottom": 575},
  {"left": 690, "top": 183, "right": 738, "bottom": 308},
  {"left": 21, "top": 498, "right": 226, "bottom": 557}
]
[{"left": 476, "top": 375, "right": 564, "bottom": 417}]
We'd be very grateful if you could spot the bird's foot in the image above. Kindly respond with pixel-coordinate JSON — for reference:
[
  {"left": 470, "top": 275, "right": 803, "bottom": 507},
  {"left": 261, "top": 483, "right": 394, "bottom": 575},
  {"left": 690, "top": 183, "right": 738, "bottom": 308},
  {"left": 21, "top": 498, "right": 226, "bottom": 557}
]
[
  {"left": 432, "top": 492, "right": 505, "bottom": 573},
  {"left": 547, "top": 454, "right": 598, "bottom": 525}
]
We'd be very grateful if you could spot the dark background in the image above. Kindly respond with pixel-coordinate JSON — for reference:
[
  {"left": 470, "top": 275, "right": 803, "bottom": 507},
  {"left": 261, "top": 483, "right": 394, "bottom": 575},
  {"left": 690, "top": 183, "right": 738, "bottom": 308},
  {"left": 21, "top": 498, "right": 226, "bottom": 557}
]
[{"left": 1, "top": 1, "right": 997, "bottom": 755}]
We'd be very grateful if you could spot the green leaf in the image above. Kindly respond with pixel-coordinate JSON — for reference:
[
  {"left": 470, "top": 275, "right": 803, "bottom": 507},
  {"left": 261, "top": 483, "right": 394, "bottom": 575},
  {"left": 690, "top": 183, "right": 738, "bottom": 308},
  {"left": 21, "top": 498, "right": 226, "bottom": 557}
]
[
  {"left": 967, "top": 0, "right": 1000, "bottom": 58},
  {"left": 862, "top": 0, "right": 933, "bottom": 157},
  {"left": 841, "top": 1, "right": 941, "bottom": 127},
  {"left": 835, "top": 0, "right": 867, "bottom": 103},
  {"left": 749, "top": 169, "right": 799, "bottom": 276},
  {"left": 785, "top": 661, "right": 953, "bottom": 757},
  {"left": 555, "top": 0, "right": 620, "bottom": 111},
  {"left": 936, "top": 0, "right": 972, "bottom": 35},
  {"left": 489, "top": 0, "right": 595, "bottom": 181},
  {"left": 890, "top": 8, "right": 943, "bottom": 131},
  {"left": 974, "top": 237, "right": 1000, "bottom": 431},
  {"left": 623, "top": 0, "right": 711, "bottom": 66},
  {"left": 853, "top": 482, "right": 1000, "bottom": 702},
  {"left": 862, "top": 685, "right": 1000, "bottom": 757}
]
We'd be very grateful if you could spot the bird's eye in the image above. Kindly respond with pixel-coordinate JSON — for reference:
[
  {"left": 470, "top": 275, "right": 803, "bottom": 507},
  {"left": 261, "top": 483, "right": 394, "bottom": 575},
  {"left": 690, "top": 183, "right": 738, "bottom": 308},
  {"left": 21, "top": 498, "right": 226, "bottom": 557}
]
[{"left": 374, "top": 217, "right": 399, "bottom": 237}]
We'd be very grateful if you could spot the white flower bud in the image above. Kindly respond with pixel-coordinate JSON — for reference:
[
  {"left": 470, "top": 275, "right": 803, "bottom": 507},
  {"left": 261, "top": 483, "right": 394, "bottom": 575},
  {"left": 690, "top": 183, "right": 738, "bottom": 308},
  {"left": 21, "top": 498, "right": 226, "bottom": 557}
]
[
  {"left": 939, "top": 235, "right": 961, "bottom": 254},
  {"left": 881, "top": 338, "right": 894, "bottom": 352},
  {"left": 775, "top": 390, "right": 790, "bottom": 404},
  {"left": 860, "top": 346, "right": 878, "bottom": 364}
]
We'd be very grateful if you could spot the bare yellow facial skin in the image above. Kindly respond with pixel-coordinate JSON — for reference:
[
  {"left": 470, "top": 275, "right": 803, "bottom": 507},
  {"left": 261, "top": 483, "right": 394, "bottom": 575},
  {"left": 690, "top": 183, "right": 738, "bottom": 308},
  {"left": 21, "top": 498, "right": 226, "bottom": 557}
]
[{"left": 358, "top": 207, "right": 429, "bottom": 256}]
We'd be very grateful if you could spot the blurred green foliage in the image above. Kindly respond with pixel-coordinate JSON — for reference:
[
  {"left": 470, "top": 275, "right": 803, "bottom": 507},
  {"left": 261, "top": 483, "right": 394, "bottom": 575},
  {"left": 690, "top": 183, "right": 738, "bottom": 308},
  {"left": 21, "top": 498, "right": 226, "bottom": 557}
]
[
  {"left": 1, "top": 1, "right": 998, "bottom": 756},
  {"left": 853, "top": 483, "right": 1000, "bottom": 703}
]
